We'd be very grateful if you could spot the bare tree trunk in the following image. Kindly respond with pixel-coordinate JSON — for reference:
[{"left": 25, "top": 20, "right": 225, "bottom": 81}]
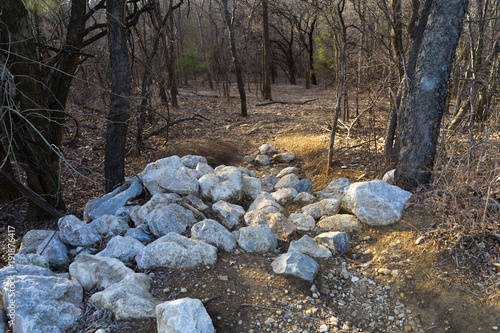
[
  {"left": 328, "top": 0, "right": 347, "bottom": 167},
  {"left": 168, "top": 6, "right": 179, "bottom": 108},
  {"left": 195, "top": 7, "right": 214, "bottom": 90},
  {"left": 395, "top": 0, "right": 469, "bottom": 189},
  {"left": 262, "top": 0, "right": 272, "bottom": 100},
  {"left": 105, "top": 0, "right": 131, "bottom": 192},
  {"left": 221, "top": 0, "right": 247, "bottom": 117}
]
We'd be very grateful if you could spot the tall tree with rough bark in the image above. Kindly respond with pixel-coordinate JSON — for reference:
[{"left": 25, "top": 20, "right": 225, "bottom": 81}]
[
  {"left": 105, "top": 0, "right": 132, "bottom": 192},
  {"left": 395, "top": 0, "right": 469, "bottom": 189},
  {"left": 262, "top": 0, "right": 272, "bottom": 100},
  {"left": 220, "top": 0, "right": 247, "bottom": 117}
]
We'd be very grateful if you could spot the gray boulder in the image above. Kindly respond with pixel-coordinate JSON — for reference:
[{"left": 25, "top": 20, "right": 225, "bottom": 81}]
[
  {"left": 276, "top": 166, "right": 299, "bottom": 178},
  {"left": 195, "top": 163, "right": 215, "bottom": 178},
  {"left": 138, "top": 156, "right": 183, "bottom": 195},
  {"left": 145, "top": 204, "right": 196, "bottom": 237},
  {"left": 20, "top": 230, "right": 54, "bottom": 250},
  {"left": 293, "top": 179, "right": 313, "bottom": 194},
  {"left": 58, "top": 215, "right": 101, "bottom": 247},
  {"left": 271, "top": 252, "right": 319, "bottom": 282},
  {"left": 294, "top": 192, "right": 316, "bottom": 203},
  {"left": 212, "top": 200, "right": 245, "bottom": 230},
  {"left": 124, "top": 225, "right": 153, "bottom": 243},
  {"left": 156, "top": 298, "right": 214, "bottom": 333},
  {"left": 238, "top": 225, "right": 277, "bottom": 253},
  {"left": 301, "top": 198, "right": 341, "bottom": 219},
  {"left": 191, "top": 219, "right": 236, "bottom": 252},
  {"left": 288, "top": 213, "right": 316, "bottom": 231},
  {"left": 274, "top": 173, "right": 300, "bottom": 190},
  {"left": 136, "top": 233, "right": 217, "bottom": 270},
  {"left": 89, "top": 179, "right": 143, "bottom": 220},
  {"left": 325, "top": 177, "right": 351, "bottom": 195},
  {"left": 97, "top": 236, "right": 145, "bottom": 262},
  {"left": 157, "top": 169, "right": 200, "bottom": 196},
  {"left": 317, "top": 214, "right": 363, "bottom": 234},
  {"left": 243, "top": 209, "right": 270, "bottom": 226},
  {"left": 267, "top": 213, "right": 296, "bottom": 241},
  {"left": 90, "top": 273, "right": 157, "bottom": 320},
  {"left": 199, "top": 166, "right": 244, "bottom": 203},
  {"left": 288, "top": 235, "right": 332, "bottom": 258},
  {"left": 255, "top": 155, "right": 271, "bottom": 165},
  {"left": 36, "top": 232, "right": 69, "bottom": 270},
  {"left": 136, "top": 193, "right": 181, "bottom": 224},
  {"left": 248, "top": 192, "right": 277, "bottom": 211},
  {"left": 273, "top": 152, "right": 295, "bottom": 163},
  {"left": 342, "top": 180, "right": 412, "bottom": 226},
  {"left": 115, "top": 205, "right": 133, "bottom": 223},
  {"left": 271, "top": 188, "right": 298, "bottom": 204},
  {"left": 242, "top": 174, "right": 261, "bottom": 200},
  {"left": 181, "top": 155, "right": 208, "bottom": 169},
  {"left": 69, "top": 254, "right": 134, "bottom": 291},
  {"left": 259, "top": 143, "right": 277, "bottom": 155},
  {"left": 314, "top": 232, "right": 350, "bottom": 254},
  {"left": 260, "top": 175, "right": 278, "bottom": 192},
  {"left": 89, "top": 215, "right": 129, "bottom": 236},
  {"left": 2, "top": 274, "right": 82, "bottom": 333}
]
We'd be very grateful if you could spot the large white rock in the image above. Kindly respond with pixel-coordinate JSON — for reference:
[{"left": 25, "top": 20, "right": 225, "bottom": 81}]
[
  {"left": 288, "top": 235, "right": 332, "bottom": 258},
  {"left": 156, "top": 298, "right": 214, "bottom": 333},
  {"left": 274, "top": 173, "right": 300, "bottom": 190},
  {"left": 2, "top": 274, "right": 83, "bottom": 333},
  {"left": 36, "top": 232, "right": 69, "bottom": 270},
  {"left": 157, "top": 169, "right": 200, "bottom": 196},
  {"left": 317, "top": 214, "right": 363, "bottom": 234},
  {"left": 248, "top": 192, "right": 276, "bottom": 211},
  {"left": 342, "top": 180, "right": 412, "bottom": 226},
  {"left": 136, "top": 233, "right": 217, "bottom": 270},
  {"left": 136, "top": 193, "right": 181, "bottom": 225},
  {"left": 69, "top": 254, "right": 134, "bottom": 291},
  {"left": 191, "top": 219, "right": 236, "bottom": 252},
  {"left": 271, "top": 252, "right": 319, "bottom": 282},
  {"left": 145, "top": 204, "right": 196, "bottom": 237},
  {"left": 288, "top": 213, "right": 316, "bottom": 231},
  {"left": 97, "top": 236, "right": 145, "bottom": 262},
  {"left": 237, "top": 225, "right": 277, "bottom": 253},
  {"left": 199, "top": 166, "right": 244, "bottom": 203},
  {"left": 211, "top": 200, "right": 245, "bottom": 230},
  {"left": 181, "top": 155, "right": 207, "bottom": 169},
  {"left": 89, "top": 179, "right": 143, "bottom": 220},
  {"left": 301, "top": 198, "right": 341, "bottom": 219},
  {"left": 90, "top": 273, "right": 157, "bottom": 320},
  {"left": 89, "top": 214, "right": 129, "bottom": 236},
  {"left": 242, "top": 175, "right": 261, "bottom": 200},
  {"left": 58, "top": 215, "right": 101, "bottom": 247}
]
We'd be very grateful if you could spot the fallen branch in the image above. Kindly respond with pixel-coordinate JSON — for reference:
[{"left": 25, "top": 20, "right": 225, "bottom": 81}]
[
  {"left": 0, "top": 168, "right": 64, "bottom": 219},
  {"left": 255, "top": 98, "right": 319, "bottom": 106},
  {"left": 145, "top": 114, "right": 208, "bottom": 139}
]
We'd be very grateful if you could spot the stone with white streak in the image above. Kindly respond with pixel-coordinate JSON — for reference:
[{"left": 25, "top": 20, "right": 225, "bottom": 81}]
[
  {"left": 342, "top": 180, "right": 412, "bottom": 226},
  {"left": 212, "top": 200, "right": 245, "bottom": 230},
  {"left": 288, "top": 235, "right": 332, "bottom": 258},
  {"left": 191, "top": 219, "right": 236, "bottom": 252},
  {"left": 136, "top": 233, "right": 217, "bottom": 270},
  {"left": 58, "top": 215, "right": 101, "bottom": 247},
  {"left": 97, "top": 236, "right": 145, "bottom": 262},
  {"left": 237, "top": 225, "right": 277, "bottom": 253},
  {"left": 69, "top": 254, "right": 134, "bottom": 291},
  {"left": 301, "top": 198, "right": 341, "bottom": 219},
  {"left": 2, "top": 274, "right": 83, "bottom": 333},
  {"left": 156, "top": 298, "right": 214, "bottom": 333},
  {"left": 90, "top": 273, "right": 157, "bottom": 320},
  {"left": 145, "top": 204, "right": 196, "bottom": 238},
  {"left": 271, "top": 252, "right": 319, "bottom": 282}
]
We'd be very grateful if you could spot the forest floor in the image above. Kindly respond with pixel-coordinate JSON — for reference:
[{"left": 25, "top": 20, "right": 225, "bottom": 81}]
[{"left": 1, "top": 84, "right": 499, "bottom": 332}]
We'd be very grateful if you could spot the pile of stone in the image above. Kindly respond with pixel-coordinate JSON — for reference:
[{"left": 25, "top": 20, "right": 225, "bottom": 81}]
[{"left": 0, "top": 144, "right": 411, "bottom": 333}]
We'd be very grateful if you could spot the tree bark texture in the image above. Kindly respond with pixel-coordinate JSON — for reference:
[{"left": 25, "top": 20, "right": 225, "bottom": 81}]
[
  {"left": 395, "top": 0, "right": 469, "bottom": 189},
  {"left": 262, "top": 0, "right": 272, "bottom": 100},
  {"left": 105, "top": 0, "right": 132, "bottom": 192},
  {"left": 221, "top": 0, "right": 247, "bottom": 117}
]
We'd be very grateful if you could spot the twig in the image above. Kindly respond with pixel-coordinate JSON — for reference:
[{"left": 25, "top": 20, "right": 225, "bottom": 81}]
[
  {"left": 38, "top": 231, "right": 58, "bottom": 256},
  {"left": 181, "top": 202, "right": 207, "bottom": 220},
  {"left": 255, "top": 98, "right": 319, "bottom": 106}
]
